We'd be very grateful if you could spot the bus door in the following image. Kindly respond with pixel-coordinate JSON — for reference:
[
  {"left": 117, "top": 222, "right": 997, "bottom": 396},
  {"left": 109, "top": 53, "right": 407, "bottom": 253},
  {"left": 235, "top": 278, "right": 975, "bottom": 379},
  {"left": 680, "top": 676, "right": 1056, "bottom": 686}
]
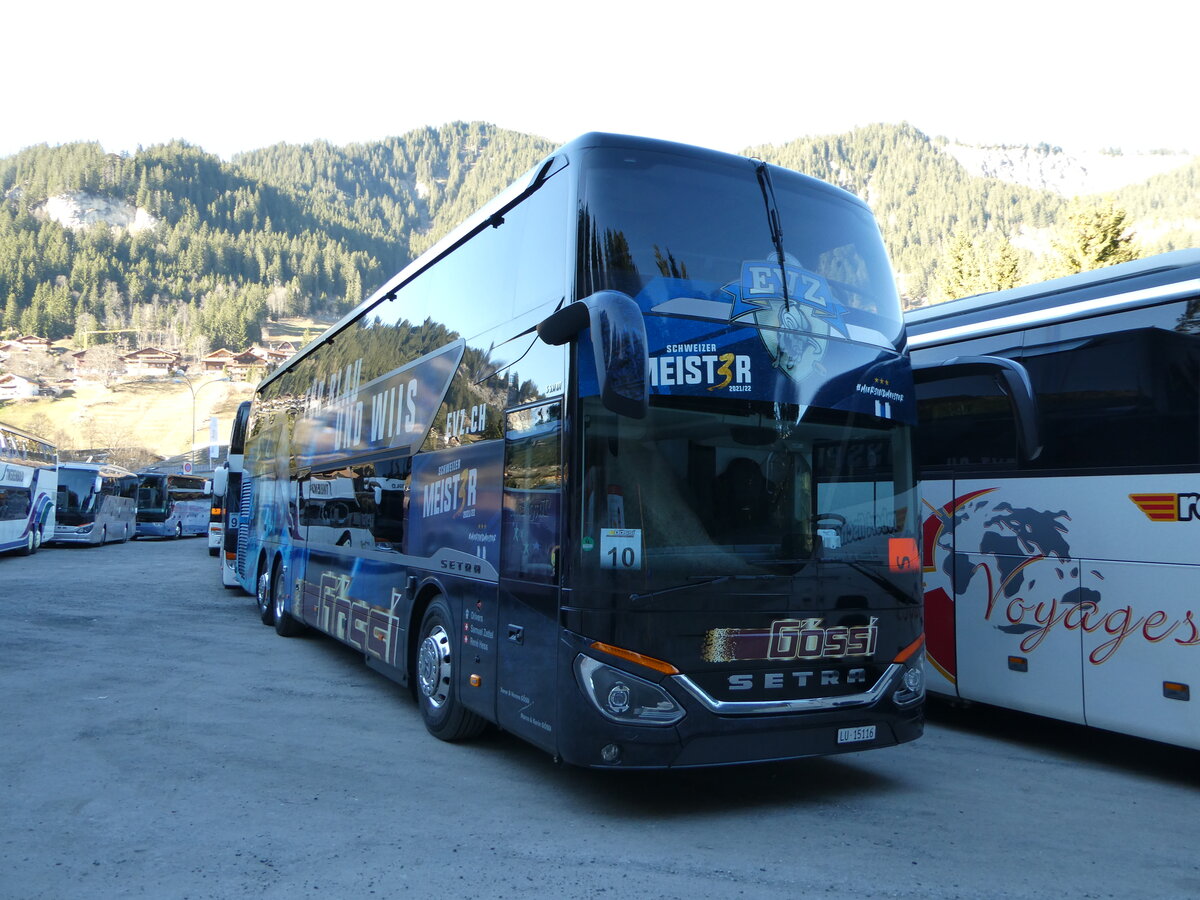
[
  {"left": 946, "top": 477, "right": 1086, "bottom": 724},
  {"left": 496, "top": 401, "right": 563, "bottom": 753}
]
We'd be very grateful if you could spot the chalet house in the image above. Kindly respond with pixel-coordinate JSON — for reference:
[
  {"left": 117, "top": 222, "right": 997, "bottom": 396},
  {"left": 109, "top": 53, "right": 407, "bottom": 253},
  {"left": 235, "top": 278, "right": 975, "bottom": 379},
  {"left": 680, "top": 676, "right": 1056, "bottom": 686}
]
[
  {"left": 225, "top": 349, "right": 267, "bottom": 382},
  {"left": 245, "top": 344, "right": 291, "bottom": 365},
  {"left": 121, "top": 347, "right": 182, "bottom": 376},
  {"left": 0, "top": 373, "right": 39, "bottom": 400},
  {"left": 0, "top": 335, "right": 53, "bottom": 353},
  {"left": 201, "top": 348, "right": 237, "bottom": 372}
]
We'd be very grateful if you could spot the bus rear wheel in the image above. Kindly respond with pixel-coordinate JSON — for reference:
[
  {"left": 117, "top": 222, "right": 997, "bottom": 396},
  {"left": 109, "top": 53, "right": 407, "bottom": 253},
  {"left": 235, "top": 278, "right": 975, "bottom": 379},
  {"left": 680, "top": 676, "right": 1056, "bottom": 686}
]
[
  {"left": 415, "top": 598, "right": 486, "bottom": 742},
  {"left": 273, "top": 563, "right": 305, "bottom": 637},
  {"left": 17, "top": 529, "right": 35, "bottom": 556}
]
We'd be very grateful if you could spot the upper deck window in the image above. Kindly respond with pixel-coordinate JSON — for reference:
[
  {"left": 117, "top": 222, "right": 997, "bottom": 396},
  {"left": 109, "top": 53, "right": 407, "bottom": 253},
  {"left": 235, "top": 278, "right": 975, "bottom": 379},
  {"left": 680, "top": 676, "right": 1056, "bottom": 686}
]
[{"left": 577, "top": 148, "right": 902, "bottom": 348}]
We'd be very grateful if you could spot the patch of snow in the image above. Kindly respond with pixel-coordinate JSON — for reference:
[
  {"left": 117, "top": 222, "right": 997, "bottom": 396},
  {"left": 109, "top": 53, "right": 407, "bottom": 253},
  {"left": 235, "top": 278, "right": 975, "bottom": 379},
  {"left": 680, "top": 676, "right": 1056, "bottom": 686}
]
[
  {"left": 40, "top": 191, "right": 158, "bottom": 233},
  {"left": 942, "top": 144, "right": 1193, "bottom": 196}
]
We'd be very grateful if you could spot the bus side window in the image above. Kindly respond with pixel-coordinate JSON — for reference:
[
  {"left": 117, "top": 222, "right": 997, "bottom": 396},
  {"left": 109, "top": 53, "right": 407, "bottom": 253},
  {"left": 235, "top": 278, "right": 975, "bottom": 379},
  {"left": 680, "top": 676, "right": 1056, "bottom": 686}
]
[
  {"left": 916, "top": 373, "right": 1018, "bottom": 473},
  {"left": 366, "top": 458, "right": 410, "bottom": 552},
  {"left": 502, "top": 403, "right": 562, "bottom": 583}
]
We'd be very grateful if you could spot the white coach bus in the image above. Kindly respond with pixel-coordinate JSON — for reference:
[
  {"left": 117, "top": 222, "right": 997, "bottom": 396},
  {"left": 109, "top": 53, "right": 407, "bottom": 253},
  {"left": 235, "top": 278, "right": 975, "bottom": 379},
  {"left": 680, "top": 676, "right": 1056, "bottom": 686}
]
[{"left": 908, "top": 249, "right": 1200, "bottom": 749}]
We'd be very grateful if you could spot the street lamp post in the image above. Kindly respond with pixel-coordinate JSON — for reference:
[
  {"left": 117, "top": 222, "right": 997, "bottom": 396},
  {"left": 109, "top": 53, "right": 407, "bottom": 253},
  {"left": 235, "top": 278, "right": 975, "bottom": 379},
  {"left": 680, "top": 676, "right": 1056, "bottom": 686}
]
[{"left": 175, "top": 374, "right": 231, "bottom": 470}]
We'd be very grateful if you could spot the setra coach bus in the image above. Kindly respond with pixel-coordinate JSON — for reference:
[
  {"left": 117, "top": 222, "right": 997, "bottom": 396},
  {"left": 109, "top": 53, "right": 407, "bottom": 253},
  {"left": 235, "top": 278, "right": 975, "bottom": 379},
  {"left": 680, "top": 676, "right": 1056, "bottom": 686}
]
[
  {"left": 135, "top": 472, "right": 211, "bottom": 539},
  {"left": 229, "top": 132, "right": 1021, "bottom": 768},
  {"left": 53, "top": 462, "right": 138, "bottom": 545},
  {"left": 908, "top": 249, "right": 1200, "bottom": 750}
]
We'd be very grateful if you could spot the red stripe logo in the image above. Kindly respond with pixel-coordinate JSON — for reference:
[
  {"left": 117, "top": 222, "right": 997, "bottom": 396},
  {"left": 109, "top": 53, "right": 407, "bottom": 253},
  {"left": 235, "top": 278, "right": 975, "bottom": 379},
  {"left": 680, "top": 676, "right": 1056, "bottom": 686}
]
[{"left": 1129, "top": 493, "right": 1180, "bottom": 522}]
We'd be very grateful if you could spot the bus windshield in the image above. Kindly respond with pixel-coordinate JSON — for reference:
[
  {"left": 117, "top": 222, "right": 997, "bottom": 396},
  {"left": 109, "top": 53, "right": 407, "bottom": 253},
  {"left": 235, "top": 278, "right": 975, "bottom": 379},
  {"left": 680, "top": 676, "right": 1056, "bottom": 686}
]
[
  {"left": 137, "top": 476, "right": 167, "bottom": 513},
  {"left": 578, "top": 146, "right": 903, "bottom": 346},
  {"left": 575, "top": 395, "right": 915, "bottom": 597},
  {"left": 58, "top": 468, "right": 99, "bottom": 514}
]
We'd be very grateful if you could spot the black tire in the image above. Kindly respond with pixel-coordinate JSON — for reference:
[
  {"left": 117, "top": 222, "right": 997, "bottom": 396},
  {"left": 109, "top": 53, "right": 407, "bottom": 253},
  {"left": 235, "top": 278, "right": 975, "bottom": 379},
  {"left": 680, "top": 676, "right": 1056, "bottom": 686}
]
[
  {"left": 272, "top": 563, "right": 305, "bottom": 637},
  {"left": 16, "top": 529, "right": 35, "bottom": 556},
  {"left": 173, "top": 521, "right": 183, "bottom": 540},
  {"left": 256, "top": 560, "right": 275, "bottom": 625},
  {"left": 415, "top": 598, "right": 486, "bottom": 741}
]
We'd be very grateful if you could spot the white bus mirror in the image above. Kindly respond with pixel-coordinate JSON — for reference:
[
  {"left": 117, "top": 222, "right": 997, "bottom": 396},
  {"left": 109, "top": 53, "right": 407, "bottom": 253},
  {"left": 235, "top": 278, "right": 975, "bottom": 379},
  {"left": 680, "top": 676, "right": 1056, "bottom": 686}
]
[{"left": 212, "top": 467, "right": 228, "bottom": 498}]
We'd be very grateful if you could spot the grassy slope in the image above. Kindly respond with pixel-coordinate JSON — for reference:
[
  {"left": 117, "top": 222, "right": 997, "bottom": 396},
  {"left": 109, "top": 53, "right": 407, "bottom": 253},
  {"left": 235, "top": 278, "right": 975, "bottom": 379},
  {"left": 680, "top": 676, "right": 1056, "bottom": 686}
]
[
  {"left": 0, "top": 317, "right": 331, "bottom": 457},
  {"left": 1, "top": 376, "right": 257, "bottom": 458}
]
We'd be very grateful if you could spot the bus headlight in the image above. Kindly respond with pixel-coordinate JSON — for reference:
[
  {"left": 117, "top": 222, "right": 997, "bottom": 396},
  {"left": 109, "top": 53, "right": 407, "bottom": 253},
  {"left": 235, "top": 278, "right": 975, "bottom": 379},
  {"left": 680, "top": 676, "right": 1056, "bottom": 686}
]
[
  {"left": 574, "top": 655, "right": 684, "bottom": 726},
  {"left": 893, "top": 652, "right": 925, "bottom": 709}
]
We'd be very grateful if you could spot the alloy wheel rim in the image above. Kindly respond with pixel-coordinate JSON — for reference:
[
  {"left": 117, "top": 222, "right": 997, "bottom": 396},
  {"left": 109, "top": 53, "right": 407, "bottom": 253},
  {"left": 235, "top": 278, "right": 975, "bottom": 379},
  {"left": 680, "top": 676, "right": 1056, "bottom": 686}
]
[{"left": 417, "top": 625, "right": 452, "bottom": 708}]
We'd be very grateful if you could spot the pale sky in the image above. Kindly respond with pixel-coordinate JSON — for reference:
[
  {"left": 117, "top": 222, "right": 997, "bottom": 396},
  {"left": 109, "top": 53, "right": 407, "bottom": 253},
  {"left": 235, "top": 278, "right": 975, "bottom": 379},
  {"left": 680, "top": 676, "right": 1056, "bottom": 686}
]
[{"left": 3, "top": 0, "right": 1196, "bottom": 160}]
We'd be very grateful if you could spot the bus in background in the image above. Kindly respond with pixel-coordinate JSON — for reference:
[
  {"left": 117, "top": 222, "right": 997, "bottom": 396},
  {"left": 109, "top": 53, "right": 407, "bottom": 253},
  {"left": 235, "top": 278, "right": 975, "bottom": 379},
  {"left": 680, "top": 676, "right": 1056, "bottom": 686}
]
[
  {"left": 212, "top": 401, "right": 251, "bottom": 587},
  {"left": 135, "top": 472, "right": 211, "bottom": 539},
  {"left": 908, "top": 248, "right": 1200, "bottom": 750},
  {"left": 232, "top": 132, "right": 976, "bottom": 769},
  {"left": 53, "top": 462, "right": 138, "bottom": 545},
  {"left": 0, "top": 422, "right": 57, "bottom": 556}
]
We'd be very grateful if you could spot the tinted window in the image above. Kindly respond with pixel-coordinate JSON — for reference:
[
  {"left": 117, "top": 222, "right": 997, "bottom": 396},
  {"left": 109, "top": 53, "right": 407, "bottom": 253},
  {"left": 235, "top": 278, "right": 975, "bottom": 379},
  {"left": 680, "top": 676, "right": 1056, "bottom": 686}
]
[
  {"left": 577, "top": 147, "right": 902, "bottom": 345},
  {"left": 915, "top": 299, "right": 1200, "bottom": 475},
  {"left": 501, "top": 403, "right": 561, "bottom": 583},
  {"left": 916, "top": 373, "right": 1019, "bottom": 472},
  {"left": 301, "top": 458, "right": 410, "bottom": 552},
  {"left": 1020, "top": 328, "right": 1199, "bottom": 470}
]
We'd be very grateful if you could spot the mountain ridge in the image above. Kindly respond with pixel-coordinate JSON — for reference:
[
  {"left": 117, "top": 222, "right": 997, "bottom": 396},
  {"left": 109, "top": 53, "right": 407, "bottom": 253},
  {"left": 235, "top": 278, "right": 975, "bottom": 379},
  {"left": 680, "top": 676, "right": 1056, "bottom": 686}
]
[{"left": 1, "top": 122, "right": 1196, "bottom": 351}]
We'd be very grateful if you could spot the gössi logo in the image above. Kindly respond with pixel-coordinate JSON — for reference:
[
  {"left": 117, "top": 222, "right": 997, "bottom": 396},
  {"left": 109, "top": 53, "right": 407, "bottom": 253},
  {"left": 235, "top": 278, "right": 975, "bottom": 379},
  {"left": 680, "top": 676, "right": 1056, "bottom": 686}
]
[
  {"left": 768, "top": 617, "right": 879, "bottom": 660},
  {"left": 701, "top": 616, "right": 879, "bottom": 664},
  {"left": 649, "top": 343, "right": 752, "bottom": 393}
]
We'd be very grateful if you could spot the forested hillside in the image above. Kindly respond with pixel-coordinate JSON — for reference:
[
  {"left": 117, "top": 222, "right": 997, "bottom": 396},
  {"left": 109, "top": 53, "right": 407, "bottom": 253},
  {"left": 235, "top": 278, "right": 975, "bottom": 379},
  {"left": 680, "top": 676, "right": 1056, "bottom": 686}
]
[
  {"left": 0, "top": 123, "right": 552, "bottom": 352},
  {"left": 1, "top": 122, "right": 1195, "bottom": 355}
]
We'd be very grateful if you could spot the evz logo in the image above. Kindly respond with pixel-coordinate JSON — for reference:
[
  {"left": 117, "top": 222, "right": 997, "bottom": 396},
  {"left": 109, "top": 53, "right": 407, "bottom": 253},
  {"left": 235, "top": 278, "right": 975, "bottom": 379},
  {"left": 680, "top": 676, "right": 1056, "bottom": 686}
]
[
  {"left": 767, "top": 617, "right": 878, "bottom": 660},
  {"left": 729, "top": 262, "right": 851, "bottom": 385},
  {"left": 1130, "top": 493, "right": 1200, "bottom": 522}
]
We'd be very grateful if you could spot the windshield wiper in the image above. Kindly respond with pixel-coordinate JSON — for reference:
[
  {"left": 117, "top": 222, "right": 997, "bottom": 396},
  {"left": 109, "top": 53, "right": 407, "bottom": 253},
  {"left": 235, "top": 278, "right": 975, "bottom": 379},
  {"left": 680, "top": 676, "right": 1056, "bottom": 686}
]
[
  {"left": 630, "top": 573, "right": 783, "bottom": 604},
  {"left": 755, "top": 161, "right": 791, "bottom": 312}
]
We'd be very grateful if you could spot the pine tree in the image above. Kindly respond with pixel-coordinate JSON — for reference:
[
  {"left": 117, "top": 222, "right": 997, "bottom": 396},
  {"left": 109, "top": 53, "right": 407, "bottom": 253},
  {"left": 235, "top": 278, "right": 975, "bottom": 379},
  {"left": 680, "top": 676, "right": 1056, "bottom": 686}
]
[
  {"left": 1049, "top": 198, "right": 1140, "bottom": 276},
  {"left": 934, "top": 229, "right": 1027, "bottom": 301}
]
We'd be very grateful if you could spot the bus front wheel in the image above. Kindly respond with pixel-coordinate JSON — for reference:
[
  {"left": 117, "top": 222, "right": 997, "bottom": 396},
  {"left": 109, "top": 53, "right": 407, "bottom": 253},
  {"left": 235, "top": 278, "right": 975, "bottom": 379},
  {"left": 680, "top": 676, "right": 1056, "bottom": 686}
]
[
  {"left": 257, "top": 563, "right": 275, "bottom": 626},
  {"left": 415, "top": 598, "right": 486, "bottom": 742}
]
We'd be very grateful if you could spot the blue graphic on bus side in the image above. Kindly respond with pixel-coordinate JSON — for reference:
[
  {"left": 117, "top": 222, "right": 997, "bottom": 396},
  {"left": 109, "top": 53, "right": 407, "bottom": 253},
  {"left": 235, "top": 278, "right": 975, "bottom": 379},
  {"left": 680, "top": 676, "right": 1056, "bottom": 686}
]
[{"left": 407, "top": 441, "right": 504, "bottom": 572}]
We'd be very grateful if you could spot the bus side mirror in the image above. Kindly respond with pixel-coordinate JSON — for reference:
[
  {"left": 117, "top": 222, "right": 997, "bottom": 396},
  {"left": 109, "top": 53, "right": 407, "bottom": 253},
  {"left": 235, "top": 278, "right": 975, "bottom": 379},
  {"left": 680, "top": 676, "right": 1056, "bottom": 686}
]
[
  {"left": 913, "top": 354, "right": 1043, "bottom": 461},
  {"left": 94, "top": 476, "right": 103, "bottom": 493},
  {"left": 537, "top": 291, "right": 649, "bottom": 419},
  {"left": 212, "top": 467, "right": 228, "bottom": 499}
]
